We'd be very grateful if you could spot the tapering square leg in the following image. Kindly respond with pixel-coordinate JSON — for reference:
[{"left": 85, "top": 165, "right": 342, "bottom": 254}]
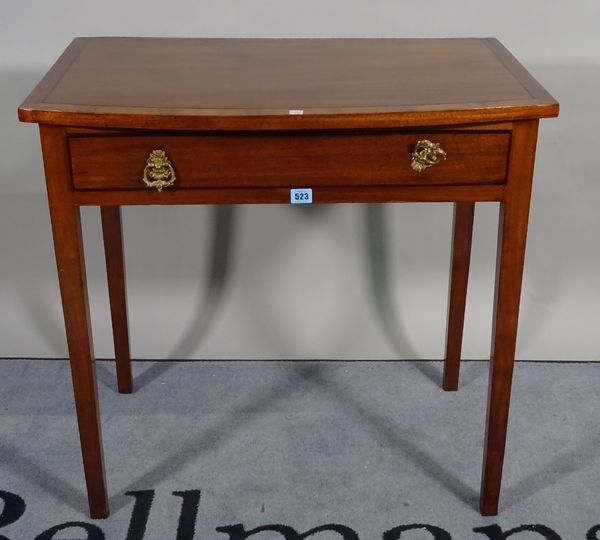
[
  {"left": 40, "top": 125, "right": 109, "bottom": 518},
  {"left": 480, "top": 120, "right": 539, "bottom": 516},
  {"left": 443, "top": 202, "right": 475, "bottom": 391},
  {"left": 101, "top": 206, "right": 133, "bottom": 393}
]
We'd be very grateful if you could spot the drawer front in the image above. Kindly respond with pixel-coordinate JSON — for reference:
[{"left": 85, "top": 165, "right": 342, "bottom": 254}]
[{"left": 69, "top": 131, "right": 510, "bottom": 190}]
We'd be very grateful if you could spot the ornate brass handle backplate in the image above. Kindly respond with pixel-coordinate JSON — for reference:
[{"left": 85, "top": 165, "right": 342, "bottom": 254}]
[
  {"left": 142, "top": 149, "right": 176, "bottom": 191},
  {"left": 410, "top": 140, "right": 447, "bottom": 173}
]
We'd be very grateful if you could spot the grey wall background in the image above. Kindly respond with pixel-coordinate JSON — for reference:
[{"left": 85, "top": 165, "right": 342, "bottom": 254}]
[{"left": 0, "top": 1, "right": 598, "bottom": 361}]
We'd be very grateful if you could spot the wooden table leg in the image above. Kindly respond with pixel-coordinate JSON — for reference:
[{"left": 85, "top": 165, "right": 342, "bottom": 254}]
[
  {"left": 40, "top": 125, "right": 109, "bottom": 518},
  {"left": 443, "top": 202, "right": 475, "bottom": 391},
  {"left": 480, "top": 120, "right": 539, "bottom": 516},
  {"left": 101, "top": 206, "right": 133, "bottom": 393}
]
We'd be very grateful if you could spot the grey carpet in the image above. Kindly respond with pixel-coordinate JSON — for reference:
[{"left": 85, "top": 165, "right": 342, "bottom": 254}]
[{"left": 1, "top": 359, "right": 600, "bottom": 539}]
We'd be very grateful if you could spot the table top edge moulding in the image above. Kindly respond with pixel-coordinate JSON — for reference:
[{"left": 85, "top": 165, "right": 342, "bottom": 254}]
[{"left": 18, "top": 37, "right": 558, "bottom": 130}]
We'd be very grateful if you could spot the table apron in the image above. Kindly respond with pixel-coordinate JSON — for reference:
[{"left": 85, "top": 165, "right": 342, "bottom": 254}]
[{"left": 72, "top": 184, "right": 505, "bottom": 206}]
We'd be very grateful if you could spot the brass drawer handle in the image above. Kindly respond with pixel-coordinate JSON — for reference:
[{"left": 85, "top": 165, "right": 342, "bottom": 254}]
[
  {"left": 142, "top": 149, "right": 176, "bottom": 191},
  {"left": 410, "top": 140, "right": 447, "bottom": 173}
]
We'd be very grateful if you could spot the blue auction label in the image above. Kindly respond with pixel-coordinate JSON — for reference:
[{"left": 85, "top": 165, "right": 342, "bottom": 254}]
[{"left": 290, "top": 188, "right": 313, "bottom": 204}]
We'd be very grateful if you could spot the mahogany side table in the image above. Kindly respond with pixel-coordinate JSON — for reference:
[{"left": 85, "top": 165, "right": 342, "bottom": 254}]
[{"left": 18, "top": 37, "right": 558, "bottom": 518}]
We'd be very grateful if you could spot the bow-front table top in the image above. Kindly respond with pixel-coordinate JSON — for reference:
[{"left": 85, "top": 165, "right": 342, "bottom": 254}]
[{"left": 19, "top": 37, "right": 558, "bottom": 129}]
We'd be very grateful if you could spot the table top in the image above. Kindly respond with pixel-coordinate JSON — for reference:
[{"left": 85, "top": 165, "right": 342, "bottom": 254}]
[{"left": 19, "top": 37, "right": 558, "bottom": 130}]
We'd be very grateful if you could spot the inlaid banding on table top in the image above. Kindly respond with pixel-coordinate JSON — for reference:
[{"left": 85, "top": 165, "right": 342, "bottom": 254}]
[{"left": 18, "top": 37, "right": 558, "bottom": 130}]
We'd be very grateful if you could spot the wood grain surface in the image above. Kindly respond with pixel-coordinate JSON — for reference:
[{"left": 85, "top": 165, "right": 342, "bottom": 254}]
[
  {"left": 443, "top": 202, "right": 475, "bottom": 391},
  {"left": 100, "top": 206, "right": 132, "bottom": 394},
  {"left": 18, "top": 37, "right": 558, "bottom": 519},
  {"left": 69, "top": 130, "right": 510, "bottom": 190},
  {"left": 39, "top": 124, "right": 109, "bottom": 519},
  {"left": 19, "top": 38, "right": 558, "bottom": 129}
]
